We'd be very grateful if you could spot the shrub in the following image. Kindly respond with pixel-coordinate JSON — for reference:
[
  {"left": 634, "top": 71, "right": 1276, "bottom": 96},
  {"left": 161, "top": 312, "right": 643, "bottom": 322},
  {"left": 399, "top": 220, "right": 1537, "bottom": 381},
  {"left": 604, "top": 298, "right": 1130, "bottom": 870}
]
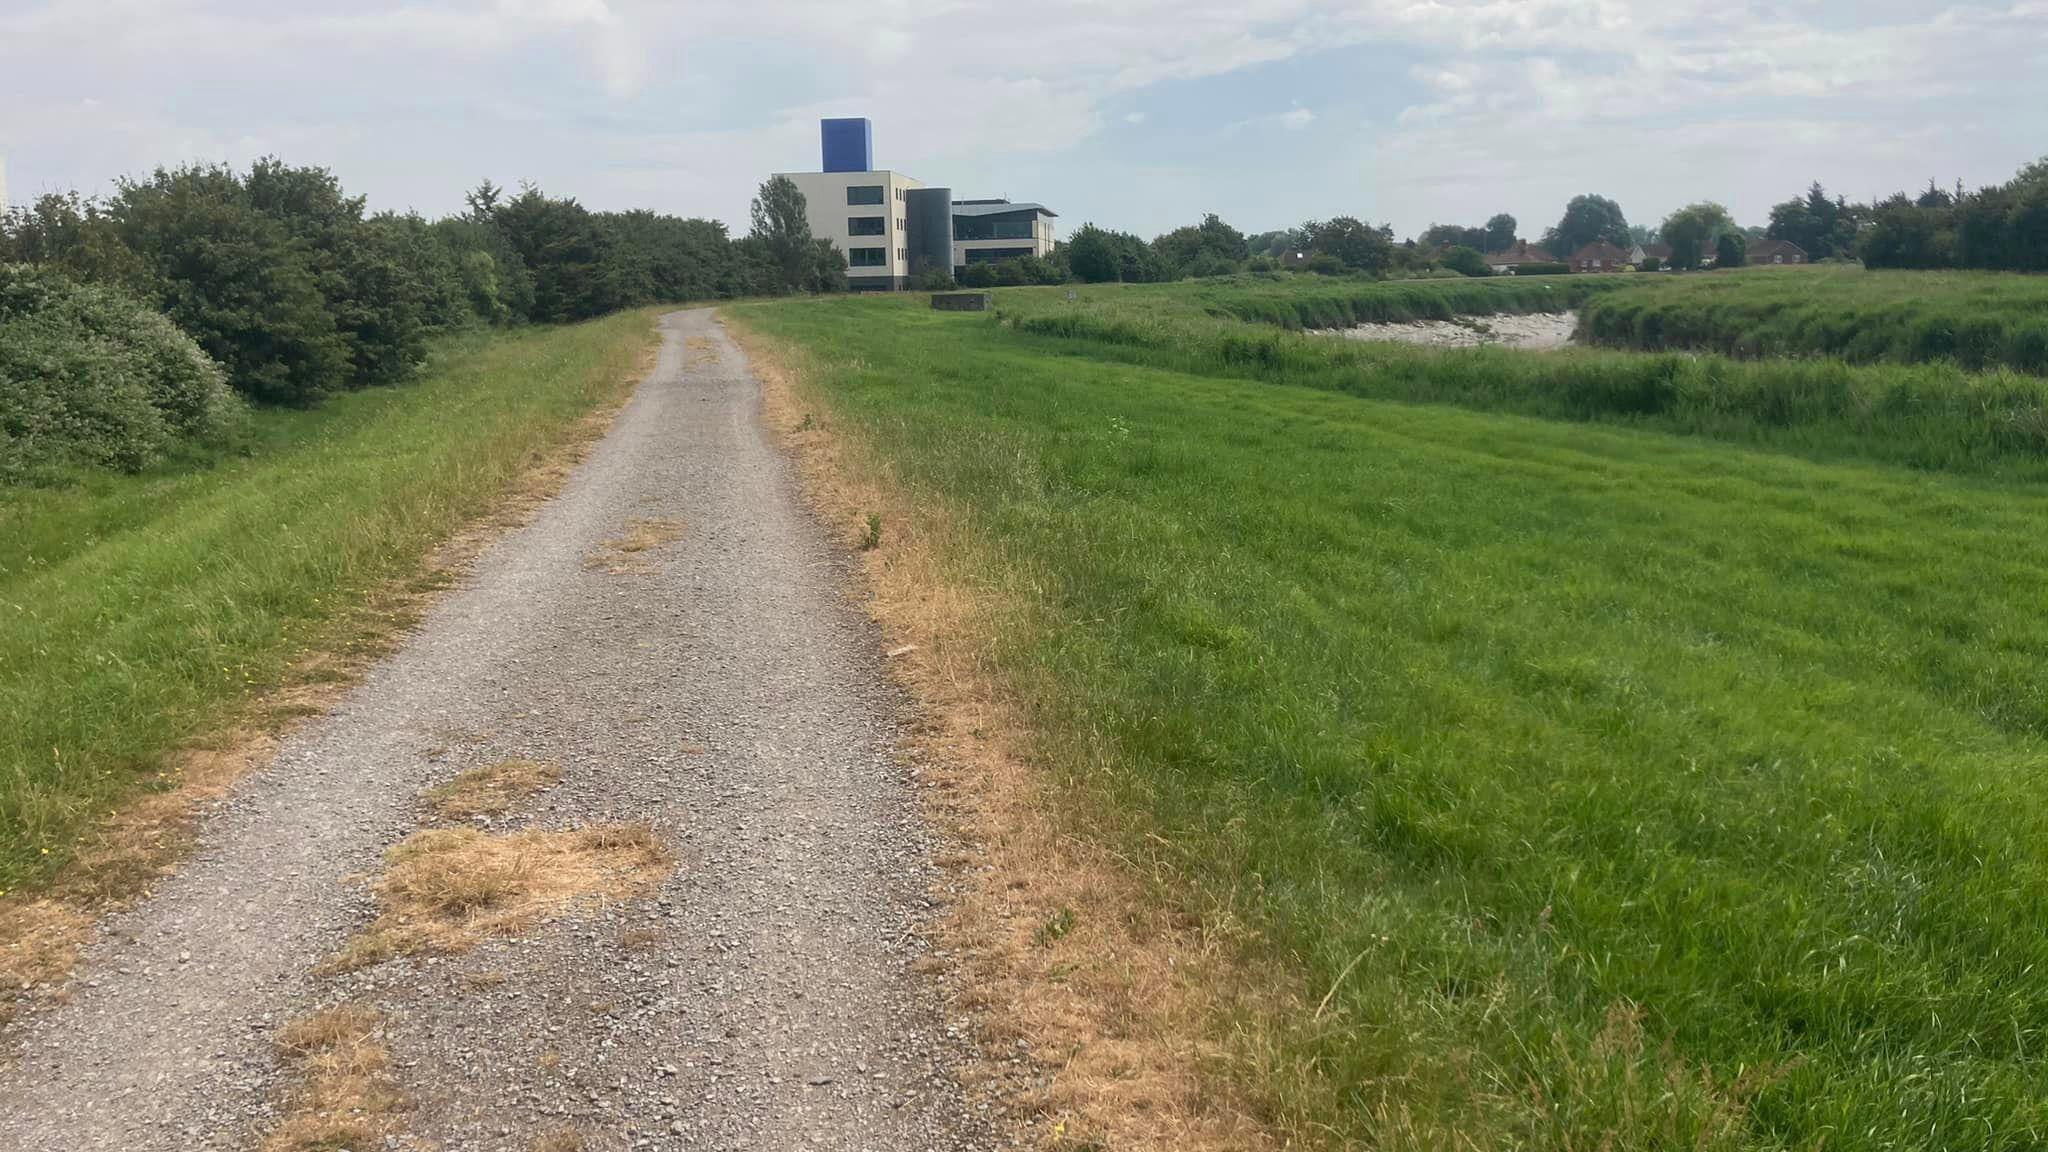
[
  {"left": 1639, "top": 256, "right": 1662, "bottom": 272},
  {"left": 1513, "top": 262, "right": 1573, "bottom": 276},
  {"left": 0, "top": 263, "right": 243, "bottom": 479},
  {"left": 911, "top": 264, "right": 957, "bottom": 291},
  {"left": 1441, "top": 245, "right": 1492, "bottom": 277}
]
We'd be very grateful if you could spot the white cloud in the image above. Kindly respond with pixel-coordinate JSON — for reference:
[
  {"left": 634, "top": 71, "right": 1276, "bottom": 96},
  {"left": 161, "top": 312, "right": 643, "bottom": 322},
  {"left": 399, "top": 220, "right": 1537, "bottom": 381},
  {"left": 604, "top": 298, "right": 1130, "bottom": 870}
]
[{"left": 0, "top": 0, "right": 2040, "bottom": 235}]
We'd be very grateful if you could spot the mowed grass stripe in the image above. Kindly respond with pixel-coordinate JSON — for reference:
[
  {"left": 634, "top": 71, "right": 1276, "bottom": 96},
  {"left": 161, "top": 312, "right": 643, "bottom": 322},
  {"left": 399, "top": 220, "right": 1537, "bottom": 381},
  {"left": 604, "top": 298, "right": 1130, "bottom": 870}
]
[
  {"left": 733, "top": 298, "right": 2048, "bottom": 1149},
  {"left": 0, "top": 311, "right": 658, "bottom": 889}
]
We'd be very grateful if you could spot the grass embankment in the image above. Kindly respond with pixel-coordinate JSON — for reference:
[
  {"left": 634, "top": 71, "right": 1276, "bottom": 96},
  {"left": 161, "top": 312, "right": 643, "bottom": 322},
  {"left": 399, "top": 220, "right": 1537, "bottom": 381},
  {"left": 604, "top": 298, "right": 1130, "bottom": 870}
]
[
  {"left": 0, "top": 310, "right": 657, "bottom": 891},
  {"left": 1035, "top": 273, "right": 1625, "bottom": 331},
  {"left": 732, "top": 293, "right": 2048, "bottom": 1150},
  {"left": 1580, "top": 266, "right": 2048, "bottom": 373},
  {"left": 994, "top": 283, "right": 2048, "bottom": 479}
]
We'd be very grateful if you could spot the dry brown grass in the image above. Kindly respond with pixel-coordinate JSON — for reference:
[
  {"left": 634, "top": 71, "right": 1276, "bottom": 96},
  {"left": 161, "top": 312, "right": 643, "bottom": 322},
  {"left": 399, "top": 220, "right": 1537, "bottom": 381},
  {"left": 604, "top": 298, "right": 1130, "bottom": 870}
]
[
  {"left": 263, "top": 1004, "right": 408, "bottom": 1152},
  {"left": 683, "top": 333, "right": 719, "bottom": 367},
  {"left": 424, "top": 759, "right": 563, "bottom": 820},
  {"left": 726, "top": 314, "right": 1282, "bottom": 1151},
  {"left": 0, "top": 326, "right": 662, "bottom": 1030},
  {"left": 0, "top": 900, "right": 93, "bottom": 1001},
  {"left": 585, "top": 517, "right": 686, "bottom": 574},
  {"left": 324, "top": 824, "right": 672, "bottom": 973}
]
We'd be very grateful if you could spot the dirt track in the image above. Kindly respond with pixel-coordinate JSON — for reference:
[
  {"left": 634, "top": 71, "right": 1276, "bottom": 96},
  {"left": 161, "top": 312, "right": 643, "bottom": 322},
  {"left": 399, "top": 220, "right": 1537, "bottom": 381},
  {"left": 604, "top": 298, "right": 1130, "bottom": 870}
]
[{"left": 0, "top": 310, "right": 989, "bottom": 1150}]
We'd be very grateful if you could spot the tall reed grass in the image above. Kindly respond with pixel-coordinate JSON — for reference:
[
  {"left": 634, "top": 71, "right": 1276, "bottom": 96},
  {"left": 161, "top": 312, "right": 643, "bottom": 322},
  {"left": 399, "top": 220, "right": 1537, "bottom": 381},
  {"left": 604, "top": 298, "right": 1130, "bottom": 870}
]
[{"left": 1579, "top": 266, "right": 2048, "bottom": 374}]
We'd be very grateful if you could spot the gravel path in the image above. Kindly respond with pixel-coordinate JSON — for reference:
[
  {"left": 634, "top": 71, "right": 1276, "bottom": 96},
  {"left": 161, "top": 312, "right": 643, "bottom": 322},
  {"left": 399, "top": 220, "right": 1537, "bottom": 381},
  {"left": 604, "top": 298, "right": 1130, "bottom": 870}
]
[{"left": 0, "top": 309, "right": 989, "bottom": 1151}]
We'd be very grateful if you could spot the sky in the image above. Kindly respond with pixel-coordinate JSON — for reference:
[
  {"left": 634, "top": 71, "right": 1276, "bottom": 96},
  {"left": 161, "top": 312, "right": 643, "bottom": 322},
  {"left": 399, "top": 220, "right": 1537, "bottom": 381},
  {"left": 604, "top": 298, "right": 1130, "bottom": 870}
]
[{"left": 1, "top": 1, "right": 2043, "bottom": 243}]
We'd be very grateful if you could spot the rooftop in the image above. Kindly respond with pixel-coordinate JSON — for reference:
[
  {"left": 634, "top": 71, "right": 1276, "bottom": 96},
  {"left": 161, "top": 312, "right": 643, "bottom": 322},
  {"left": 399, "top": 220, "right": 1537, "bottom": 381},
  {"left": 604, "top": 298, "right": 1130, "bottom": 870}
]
[{"left": 950, "top": 200, "right": 1058, "bottom": 218}]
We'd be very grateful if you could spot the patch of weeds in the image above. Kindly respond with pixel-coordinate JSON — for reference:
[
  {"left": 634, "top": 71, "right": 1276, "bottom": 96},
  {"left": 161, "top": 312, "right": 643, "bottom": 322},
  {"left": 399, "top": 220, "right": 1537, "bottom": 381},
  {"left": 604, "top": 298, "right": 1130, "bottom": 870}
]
[
  {"left": 797, "top": 412, "right": 816, "bottom": 431},
  {"left": 424, "top": 759, "right": 562, "bottom": 821},
  {"left": 322, "top": 824, "right": 672, "bottom": 973},
  {"left": 860, "top": 512, "right": 884, "bottom": 551},
  {"left": 1035, "top": 905, "right": 1077, "bottom": 946}
]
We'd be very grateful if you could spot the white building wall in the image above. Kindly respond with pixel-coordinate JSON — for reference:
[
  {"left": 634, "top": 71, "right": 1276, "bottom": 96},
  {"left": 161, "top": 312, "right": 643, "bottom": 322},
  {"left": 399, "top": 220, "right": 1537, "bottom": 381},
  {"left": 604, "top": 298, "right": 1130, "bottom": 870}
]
[{"left": 777, "top": 170, "right": 923, "bottom": 288}]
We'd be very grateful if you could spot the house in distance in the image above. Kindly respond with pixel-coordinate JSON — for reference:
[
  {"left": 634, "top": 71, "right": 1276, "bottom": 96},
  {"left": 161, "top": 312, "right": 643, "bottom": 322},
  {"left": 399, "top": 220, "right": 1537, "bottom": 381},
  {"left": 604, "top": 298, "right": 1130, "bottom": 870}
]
[{"left": 775, "top": 118, "right": 1058, "bottom": 290}]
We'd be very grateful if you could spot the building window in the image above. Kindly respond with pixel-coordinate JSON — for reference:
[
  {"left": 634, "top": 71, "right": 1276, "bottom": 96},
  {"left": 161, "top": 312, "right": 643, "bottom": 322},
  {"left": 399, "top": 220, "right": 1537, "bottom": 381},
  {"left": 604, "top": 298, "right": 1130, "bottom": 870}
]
[
  {"left": 954, "top": 217, "right": 1039, "bottom": 242},
  {"left": 898, "top": 247, "right": 906, "bottom": 261},
  {"left": 963, "top": 247, "right": 1036, "bottom": 265},
  {"left": 847, "top": 247, "right": 887, "bottom": 267},
  {"left": 848, "top": 216, "right": 886, "bottom": 236},
  {"left": 847, "top": 185, "right": 884, "bottom": 205}
]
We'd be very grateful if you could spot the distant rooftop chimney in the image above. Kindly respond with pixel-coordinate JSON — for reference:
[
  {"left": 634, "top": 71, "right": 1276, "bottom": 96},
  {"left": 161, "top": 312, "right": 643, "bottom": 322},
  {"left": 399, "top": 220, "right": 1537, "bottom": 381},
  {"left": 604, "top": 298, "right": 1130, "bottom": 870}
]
[{"left": 820, "top": 118, "right": 873, "bottom": 173}]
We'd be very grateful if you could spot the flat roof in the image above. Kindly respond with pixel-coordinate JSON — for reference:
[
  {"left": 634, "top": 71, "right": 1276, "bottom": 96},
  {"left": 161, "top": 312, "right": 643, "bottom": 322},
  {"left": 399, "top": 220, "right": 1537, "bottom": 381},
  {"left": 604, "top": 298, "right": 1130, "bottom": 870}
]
[{"left": 949, "top": 201, "right": 1058, "bottom": 218}]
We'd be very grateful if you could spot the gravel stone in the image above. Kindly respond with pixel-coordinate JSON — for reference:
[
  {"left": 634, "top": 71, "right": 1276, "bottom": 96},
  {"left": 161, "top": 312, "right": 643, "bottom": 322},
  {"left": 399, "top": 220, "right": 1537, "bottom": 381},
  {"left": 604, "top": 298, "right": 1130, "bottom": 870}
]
[{"left": 0, "top": 309, "right": 992, "bottom": 1151}]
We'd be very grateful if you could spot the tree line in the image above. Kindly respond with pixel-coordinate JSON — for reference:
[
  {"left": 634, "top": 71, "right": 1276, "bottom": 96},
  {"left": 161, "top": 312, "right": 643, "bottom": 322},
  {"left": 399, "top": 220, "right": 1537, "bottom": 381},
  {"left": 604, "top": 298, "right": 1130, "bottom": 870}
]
[
  {"left": 2, "top": 162, "right": 844, "bottom": 409},
  {"left": 2, "top": 161, "right": 847, "bottom": 479}
]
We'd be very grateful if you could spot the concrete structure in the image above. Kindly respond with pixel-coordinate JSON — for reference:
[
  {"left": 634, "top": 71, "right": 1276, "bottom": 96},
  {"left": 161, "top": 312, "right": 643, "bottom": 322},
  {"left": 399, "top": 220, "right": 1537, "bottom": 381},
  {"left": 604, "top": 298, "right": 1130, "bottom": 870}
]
[{"left": 775, "top": 120, "right": 1057, "bottom": 291}]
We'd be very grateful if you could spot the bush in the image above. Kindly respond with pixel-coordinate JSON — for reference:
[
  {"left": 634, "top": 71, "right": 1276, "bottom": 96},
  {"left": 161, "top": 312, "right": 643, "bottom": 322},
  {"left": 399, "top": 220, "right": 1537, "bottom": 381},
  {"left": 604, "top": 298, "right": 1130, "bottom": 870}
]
[
  {"left": 911, "top": 264, "right": 956, "bottom": 291},
  {"left": 1441, "top": 245, "right": 1492, "bottom": 277},
  {"left": 1513, "top": 262, "right": 1573, "bottom": 276},
  {"left": 1639, "top": 256, "right": 1662, "bottom": 272},
  {"left": 0, "top": 263, "right": 242, "bottom": 478}
]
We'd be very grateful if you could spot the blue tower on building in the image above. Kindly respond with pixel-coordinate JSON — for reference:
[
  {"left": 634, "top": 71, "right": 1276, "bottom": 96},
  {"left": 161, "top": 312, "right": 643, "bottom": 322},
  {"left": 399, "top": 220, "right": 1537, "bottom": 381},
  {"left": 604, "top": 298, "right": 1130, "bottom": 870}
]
[{"left": 820, "top": 118, "right": 874, "bottom": 173}]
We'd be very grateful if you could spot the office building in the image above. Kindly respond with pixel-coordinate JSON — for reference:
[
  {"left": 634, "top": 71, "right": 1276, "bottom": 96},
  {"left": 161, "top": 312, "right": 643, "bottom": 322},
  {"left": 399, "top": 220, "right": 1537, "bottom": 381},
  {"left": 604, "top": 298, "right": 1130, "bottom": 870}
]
[{"left": 776, "top": 119, "right": 1057, "bottom": 290}]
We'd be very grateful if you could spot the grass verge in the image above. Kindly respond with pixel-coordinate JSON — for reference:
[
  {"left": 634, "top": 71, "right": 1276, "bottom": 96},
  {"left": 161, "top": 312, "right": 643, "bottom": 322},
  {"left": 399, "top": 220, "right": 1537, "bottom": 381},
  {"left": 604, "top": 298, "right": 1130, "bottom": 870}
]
[
  {"left": 0, "top": 308, "right": 660, "bottom": 1010},
  {"left": 728, "top": 297, "right": 2048, "bottom": 1151}
]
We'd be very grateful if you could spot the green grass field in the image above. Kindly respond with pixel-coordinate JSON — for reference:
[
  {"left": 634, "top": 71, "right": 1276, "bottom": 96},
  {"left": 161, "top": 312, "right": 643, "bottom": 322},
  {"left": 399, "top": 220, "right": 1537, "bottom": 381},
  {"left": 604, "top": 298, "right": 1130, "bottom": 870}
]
[
  {"left": 993, "top": 281, "right": 2048, "bottom": 482},
  {"left": 1579, "top": 266, "right": 2048, "bottom": 374},
  {"left": 0, "top": 310, "right": 656, "bottom": 891},
  {"left": 732, "top": 291, "right": 2048, "bottom": 1150}
]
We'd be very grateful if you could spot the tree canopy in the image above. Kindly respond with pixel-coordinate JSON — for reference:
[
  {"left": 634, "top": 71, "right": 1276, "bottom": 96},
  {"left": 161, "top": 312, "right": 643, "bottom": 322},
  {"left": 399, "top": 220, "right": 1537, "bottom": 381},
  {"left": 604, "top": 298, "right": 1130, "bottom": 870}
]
[
  {"left": 1542, "top": 194, "right": 1631, "bottom": 257},
  {"left": 1659, "top": 202, "right": 1735, "bottom": 270}
]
